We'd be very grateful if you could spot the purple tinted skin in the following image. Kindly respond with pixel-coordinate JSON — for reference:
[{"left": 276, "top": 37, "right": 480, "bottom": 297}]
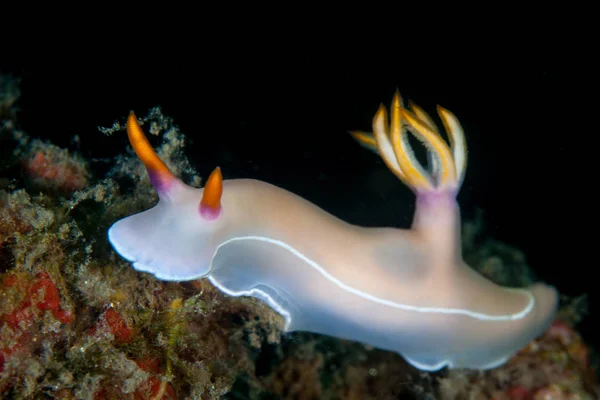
[{"left": 200, "top": 204, "right": 222, "bottom": 220}]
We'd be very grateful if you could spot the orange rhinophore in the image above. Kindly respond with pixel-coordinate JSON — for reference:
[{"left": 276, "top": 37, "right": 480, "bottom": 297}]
[
  {"left": 199, "top": 167, "right": 223, "bottom": 219},
  {"left": 126, "top": 112, "right": 177, "bottom": 193}
]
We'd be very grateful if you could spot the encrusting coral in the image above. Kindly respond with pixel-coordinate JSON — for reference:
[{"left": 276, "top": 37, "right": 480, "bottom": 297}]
[{"left": 1, "top": 74, "right": 598, "bottom": 399}]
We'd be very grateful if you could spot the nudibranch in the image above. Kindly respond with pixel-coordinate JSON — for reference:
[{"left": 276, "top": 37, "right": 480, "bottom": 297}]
[{"left": 108, "top": 92, "right": 558, "bottom": 371}]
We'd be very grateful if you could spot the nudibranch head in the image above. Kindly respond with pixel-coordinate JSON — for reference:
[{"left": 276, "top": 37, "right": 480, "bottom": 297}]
[{"left": 108, "top": 112, "right": 226, "bottom": 281}]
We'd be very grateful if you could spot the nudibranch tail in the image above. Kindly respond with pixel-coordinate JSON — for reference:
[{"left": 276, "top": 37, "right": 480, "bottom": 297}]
[
  {"left": 126, "top": 112, "right": 178, "bottom": 194},
  {"left": 200, "top": 167, "right": 223, "bottom": 220},
  {"left": 352, "top": 91, "right": 468, "bottom": 194}
]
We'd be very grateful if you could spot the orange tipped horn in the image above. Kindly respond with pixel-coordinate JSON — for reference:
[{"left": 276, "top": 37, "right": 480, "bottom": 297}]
[
  {"left": 199, "top": 167, "right": 223, "bottom": 220},
  {"left": 126, "top": 112, "right": 177, "bottom": 192}
]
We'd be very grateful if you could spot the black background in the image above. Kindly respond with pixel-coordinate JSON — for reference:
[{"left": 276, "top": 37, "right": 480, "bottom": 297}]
[{"left": 2, "top": 7, "right": 597, "bottom": 348}]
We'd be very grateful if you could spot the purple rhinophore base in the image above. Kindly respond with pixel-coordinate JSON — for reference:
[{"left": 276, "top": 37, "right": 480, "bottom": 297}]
[
  {"left": 415, "top": 189, "right": 457, "bottom": 208},
  {"left": 148, "top": 171, "right": 175, "bottom": 193},
  {"left": 199, "top": 205, "right": 222, "bottom": 221}
]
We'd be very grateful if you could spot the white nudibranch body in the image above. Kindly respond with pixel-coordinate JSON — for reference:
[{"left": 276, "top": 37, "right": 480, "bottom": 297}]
[{"left": 109, "top": 95, "right": 557, "bottom": 371}]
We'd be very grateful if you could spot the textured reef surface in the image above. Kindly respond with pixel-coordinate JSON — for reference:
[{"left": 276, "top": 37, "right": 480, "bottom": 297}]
[{"left": 1, "top": 74, "right": 598, "bottom": 399}]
